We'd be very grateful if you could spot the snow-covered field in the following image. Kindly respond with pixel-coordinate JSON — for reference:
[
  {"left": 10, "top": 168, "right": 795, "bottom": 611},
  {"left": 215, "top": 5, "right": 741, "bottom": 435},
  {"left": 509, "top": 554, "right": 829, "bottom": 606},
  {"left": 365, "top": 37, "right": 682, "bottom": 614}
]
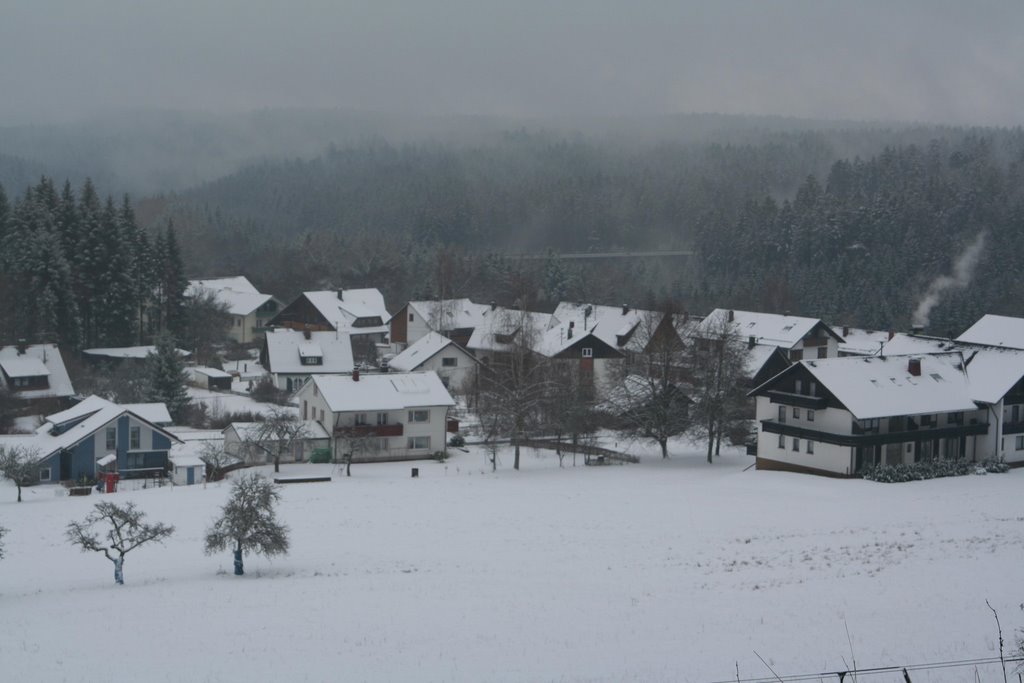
[{"left": 2, "top": 442, "right": 1022, "bottom": 682}]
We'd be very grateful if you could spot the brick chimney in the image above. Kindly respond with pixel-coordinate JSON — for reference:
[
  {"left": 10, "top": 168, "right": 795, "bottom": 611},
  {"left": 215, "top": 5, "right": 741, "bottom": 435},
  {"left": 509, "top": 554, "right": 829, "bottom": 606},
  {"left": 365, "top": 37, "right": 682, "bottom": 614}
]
[
  {"left": 352, "top": 369, "right": 360, "bottom": 382},
  {"left": 727, "top": 310, "right": 734, "bottom": 322},
  {"left": 567, "top": 321, "right": 574, "bottom": 340},
  {"left": 622, "top": 304, "right": 629, "bottom": 315},
  {"left": 908, "top": 357, "right": 921, "bottom": 376},
  {"left": 303, "top": 328, "right": 311, "bottom": 340},
  {"left": 748, "top": 336, "right": 756, "bottom": 349},
  {"left": 842, "top": 326, "right": 850, "bottom": 337}
]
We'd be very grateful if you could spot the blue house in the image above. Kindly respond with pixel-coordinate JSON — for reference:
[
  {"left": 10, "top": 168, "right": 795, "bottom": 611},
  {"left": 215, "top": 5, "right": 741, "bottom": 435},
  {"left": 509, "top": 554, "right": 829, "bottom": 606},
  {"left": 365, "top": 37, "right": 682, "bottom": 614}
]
[{"left": 0, "top": 396, "right": 182, "bottom": 483}]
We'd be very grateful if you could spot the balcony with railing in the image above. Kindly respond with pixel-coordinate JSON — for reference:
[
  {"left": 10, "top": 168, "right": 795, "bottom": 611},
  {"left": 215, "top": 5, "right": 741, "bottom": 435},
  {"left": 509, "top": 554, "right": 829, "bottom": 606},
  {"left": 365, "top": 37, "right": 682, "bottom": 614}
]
[
  {"left": 335, "top": 423, "right": 404, "bottom": 438},
  {"left": 762, "top": 419, "right": 988, "bottom": 447},
  {"left": 766, "top": 389, "right": 826, "bottom": 410}
]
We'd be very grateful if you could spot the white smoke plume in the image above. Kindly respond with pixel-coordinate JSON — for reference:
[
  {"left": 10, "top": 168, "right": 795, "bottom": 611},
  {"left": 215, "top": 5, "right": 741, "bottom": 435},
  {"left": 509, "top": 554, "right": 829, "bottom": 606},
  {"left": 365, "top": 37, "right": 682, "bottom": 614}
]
[{"left": 912, "top": 231, "right": 987, "bottom": 329}]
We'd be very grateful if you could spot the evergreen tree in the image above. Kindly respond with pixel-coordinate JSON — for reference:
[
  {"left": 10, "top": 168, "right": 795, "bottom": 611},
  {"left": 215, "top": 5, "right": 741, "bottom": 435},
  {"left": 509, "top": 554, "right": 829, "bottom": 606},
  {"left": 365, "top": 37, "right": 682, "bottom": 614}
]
[{"left": 145, "top": 334, "right": 189, "bottom": 422}]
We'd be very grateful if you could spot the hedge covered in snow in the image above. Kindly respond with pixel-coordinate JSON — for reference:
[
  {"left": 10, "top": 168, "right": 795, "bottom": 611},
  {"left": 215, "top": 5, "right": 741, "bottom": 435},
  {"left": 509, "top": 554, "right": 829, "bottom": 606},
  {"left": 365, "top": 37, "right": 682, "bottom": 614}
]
[{"left": 863, "top": 459, "right": 1009, "bottom": 483}]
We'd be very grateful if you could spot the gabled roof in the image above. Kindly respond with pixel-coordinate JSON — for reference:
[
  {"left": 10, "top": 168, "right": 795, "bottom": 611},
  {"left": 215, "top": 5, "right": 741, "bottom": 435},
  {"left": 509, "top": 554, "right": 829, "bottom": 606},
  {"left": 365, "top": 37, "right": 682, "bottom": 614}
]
[
  {"left": 956, "top": 314, "right": 1024, "bottom": 349},
  {"left": 404, "top": 299, "right": 491, "bottom": 331},
  {"left": 0, "top": 344, "right": 74, "bottom": 399},
  {"left": 835, "top": 327, "right": 893, "bottom": 356},
  {"left": 264, "top": 329, "right": 354, "bottom": 375},
  {"left": 302, "top": 290, "right": 390, "bottom": 335},
  {"left": 699, "top": 309, "right": 844, "bottom": 349},
  {"left": 744, "top": 344, "right": 790, "bottom": 381},
  {"left": 466, "top": 308, "right": 554, "bottom": 353},
  {"left": 550, "top": 302, "right": 662, "bottom": 351},
  {"left": 884, "top": 333, "right": 1024, "bottom": 405},
  {"left": 532, "top": 321, "right": 622, "bottom": 359},
  {"left": 751, "top": 353, "right": 977, "bottom": 420},
  {"left": 187, "top": 276, "right": 276, "bottom": 316},
  {"left": 225, "top": 421, "right": 330, "bottom": 442},
  {"left": 0, "top": 395, "right": 182, "bottom": 462},
  {"left": 388, "top": 332, "right": 478, "bottom": 372},
  {"left": 302, "top": 372, "right": 455, "bottom": 413}
]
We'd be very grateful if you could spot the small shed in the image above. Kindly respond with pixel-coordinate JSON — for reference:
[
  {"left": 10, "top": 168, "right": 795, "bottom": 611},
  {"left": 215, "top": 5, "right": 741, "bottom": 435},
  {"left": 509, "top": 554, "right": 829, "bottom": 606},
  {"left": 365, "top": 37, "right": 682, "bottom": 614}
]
[
  {"left": 189, "top": 366, "right": 233, "bottom": 391},
  {"left": 169, "top": 453, "right": 206, "bottom": 486}
]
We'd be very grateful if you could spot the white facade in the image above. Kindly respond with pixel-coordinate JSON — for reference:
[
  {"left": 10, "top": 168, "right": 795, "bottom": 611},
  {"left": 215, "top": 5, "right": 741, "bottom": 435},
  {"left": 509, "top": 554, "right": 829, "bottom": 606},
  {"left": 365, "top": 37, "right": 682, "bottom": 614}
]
[{"left": 294, "top": 372, "right": 455, "bottom": 463}]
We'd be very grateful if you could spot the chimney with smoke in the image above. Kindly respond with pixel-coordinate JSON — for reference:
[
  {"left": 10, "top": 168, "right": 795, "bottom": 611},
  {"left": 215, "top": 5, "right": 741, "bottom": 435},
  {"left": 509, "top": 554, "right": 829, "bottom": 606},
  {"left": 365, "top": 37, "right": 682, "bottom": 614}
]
[{"left": 912, "top": 231, "right": 987, "bottom": 329}]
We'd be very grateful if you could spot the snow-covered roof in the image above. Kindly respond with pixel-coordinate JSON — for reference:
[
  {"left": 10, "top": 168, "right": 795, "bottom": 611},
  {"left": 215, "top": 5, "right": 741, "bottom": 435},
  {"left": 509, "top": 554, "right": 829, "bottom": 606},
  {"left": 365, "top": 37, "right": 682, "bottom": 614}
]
[
  {"left": 303, "top": 289, "right": 390, "bottom": 335},
  {"left": 225, "top": 421, "right": 330, "bottom": 443},
  {"left": 758, "top": 353, "right": 978, "bottom": 420},
  {"left": 405, "top": 299, "right": 491, "bottom": 331},
  {"left": 0, "top": 344, "right": 74, "bottom": 399},
  {"left": 884, "top": 333, "right": 1024, "bottom": 405},
  {"left": 264, "top": 329, "right": 354, "bottom": 375},
  {"left": 698, "top": 309, "right": 843, "bottom": 349},
  {"left": 744, "top": 344, "right": 784, "bottom": 380},
  {"left": 466, "top": 308, "right": 554, "bottom": 353},
  {"left": 550, "top": 302, "right": 663, "bottom": 351},
  {"left": 835, "top": 327, "right": 892, "bottom": 355},
  {"left": 83, "top": 346, "right": 191, "bottom": 360},
  {"left": 305, "top": 372, "right": 455, "bottom": 413},
  {"left": 0, "top": 395, "right": 182, "bottom": 462},
  {"left": 533, "top": 322, "right": 612, "bottom": 358},
  {"left": 189, "top": 366, "right": 233, "bottom": 380},
  {"left": 956, "top": 314, "right": 1024, "bottom": 349},
  {"left": 388, "top": 332, "right": 477, "bottom": 372},
  {"left": 169, "top": 453, "right": 206, "bottom": 468},
  {"left": 187, "top": 276, "right": 276, "bottom": 316},
  {"left": 121, "top": 403, "right": 173, "bottom": 425},
  {"left": 221, "top": 358, "right": 265, "bottom": 379}
]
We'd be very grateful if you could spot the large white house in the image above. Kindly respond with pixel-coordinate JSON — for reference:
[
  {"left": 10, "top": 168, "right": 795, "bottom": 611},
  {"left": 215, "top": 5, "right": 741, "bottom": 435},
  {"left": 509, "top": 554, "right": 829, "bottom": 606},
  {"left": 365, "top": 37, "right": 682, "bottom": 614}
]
[
  {"left": 749, "top": 353, "right": 989, "bottom": 477},
  {"left": 294, "top": 371, "right": 456, "bottom": 463}
]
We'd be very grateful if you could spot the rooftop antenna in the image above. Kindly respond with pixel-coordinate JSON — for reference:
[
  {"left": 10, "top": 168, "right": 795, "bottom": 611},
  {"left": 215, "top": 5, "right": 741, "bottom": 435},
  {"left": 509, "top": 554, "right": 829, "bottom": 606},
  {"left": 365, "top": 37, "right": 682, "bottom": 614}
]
[{"left": 878, "top": 340, "right": 885, "bottom": 358}]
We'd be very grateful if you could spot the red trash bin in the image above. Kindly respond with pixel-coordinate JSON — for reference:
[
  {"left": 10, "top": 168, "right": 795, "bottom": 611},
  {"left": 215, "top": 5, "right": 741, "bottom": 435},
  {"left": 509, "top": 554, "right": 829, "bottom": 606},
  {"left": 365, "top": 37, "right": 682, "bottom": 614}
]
[{"left": 104, "top": 471, "right": 120, "bottom": 493}]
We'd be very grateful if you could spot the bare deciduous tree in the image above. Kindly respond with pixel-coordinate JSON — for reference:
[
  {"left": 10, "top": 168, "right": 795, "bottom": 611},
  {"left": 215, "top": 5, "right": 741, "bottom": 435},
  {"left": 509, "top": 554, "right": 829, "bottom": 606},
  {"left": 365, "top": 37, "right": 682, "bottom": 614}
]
[
  {"left": 0, "top": 523, "right": 7, "bottom": 559},
  {"left": 204, "top": 472, "right": 289, "bottom": 576},
  {"left": 198, "top": 440, "right": 235, "bottom": 482},
  {"left": 687, "top": 313, "right": 750, "bottom": 463},
  {"left": 66, "top": 501, "right": 175, "bottom": 584},
  {"left": 0, "top": 445, "right": 40, "bottom": 502},
  {"left": 250, "top": 407, "right": 309, "bottom": 473}
]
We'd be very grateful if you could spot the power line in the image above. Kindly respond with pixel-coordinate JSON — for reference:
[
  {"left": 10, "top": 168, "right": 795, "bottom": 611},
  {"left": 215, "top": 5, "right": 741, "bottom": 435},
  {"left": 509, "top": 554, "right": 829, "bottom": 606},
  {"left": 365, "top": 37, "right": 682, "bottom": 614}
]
[{"left": 707, "top": 654, "right": 1024, "bottom": 683}]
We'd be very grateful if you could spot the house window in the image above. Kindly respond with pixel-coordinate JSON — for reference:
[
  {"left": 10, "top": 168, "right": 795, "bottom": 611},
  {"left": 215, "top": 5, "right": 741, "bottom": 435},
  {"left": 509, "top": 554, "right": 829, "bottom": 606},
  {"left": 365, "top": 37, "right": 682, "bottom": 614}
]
[
  {"left": 1016, "top": 436, "right": 1024, "bottom": 451},
  {"left": 408, "top": 410, "right": 429, "bottom": 423},
  {"left": 920, "top": 414, "right": 935, "bottom": 427},
  {"left": 409, "top": 313, "right": 414, "bottom": 322},
  {"left": 442, "top": 357, "right": 457, "bottom": 367},
  {"left": 790, "top": 349, "right": 803, "bottom": 361},
  {"left": 355, "top": 413, "right": 368, "bottom": 426},
  {"left": 946, "top": 412, "right": 963, "bottom": 425},
  {"left": 792, "top": 406, "right": 800, "bottom": 419},
  {"left": 806, "top": 440, "right": 814, "bottom": 454},
  {"left": 376, "top": 412, "right": 389, "bottom": 425},
  {"left": 582, "top": 348, "right": 593, "bottom": 358},
  {"left": 302, "top": 401, "right": 308, "bottom": 420},
  {"left": 106, "top": 427, "right": 116, "bottom": 451},
  {"left": 792, "top": 437, "right": 800, "bottom": 451},
  {"left": 319, "top": 409, "right": 325, "bottom": 423},
  {"left": 407, "top": 436, "right": 430, "bottom": 450},
  {"left": 794, "top": 380, "right": 802, "bottom": 394},
  {"left": 130, "top": 426, "right": 141, "bottom": 450},
  {"left": 39, "top": 467, "right": 51, "bottom": 481},
  {"left": 817, "top": 347, "right": 828, "bottom": 359},
  {"left": 778, "top": 405, "right": 786, "bottom": 423},
  {"left": 809, "top": 382, "right": 816, "bottom": 396},
  {"left": 778, "top": 434, "right": 785, "bottom": 449},
  {"left": 235, "top": 318, "right": 242, "bottom": 327},
  {"left": 807, "top": 409, "right": 815, "bottom": 422}
]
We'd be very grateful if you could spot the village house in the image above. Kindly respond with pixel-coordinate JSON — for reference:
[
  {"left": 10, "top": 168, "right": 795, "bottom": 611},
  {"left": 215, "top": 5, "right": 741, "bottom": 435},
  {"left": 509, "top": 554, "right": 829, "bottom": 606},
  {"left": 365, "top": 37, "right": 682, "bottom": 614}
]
[
  {"left": 269, "top": 289, "right": 390, "bottom": 363},
  {"left": 0, "top": 395, "right": 182, "bottom": 483},
  {"left": 386, "top": 332, "right": 482, "bottom": 394},
  {"left": 748, "top": 353, "right": 988, "bottom": 477},
  {"left": 260, "top": 328, "right": 355, "bottom": 392},
  {"left": 222, "top": 421, "right": 330, "bottom": 465},
  {"left": 388, "top": 298, "right": 491, "bottom": 350},
  {"left": 697, "top": 309, "right": 845, "bottom": 362},
  {"left": 0, "top": 343, "right": 75, "bottom": 415},
  {"left": 465, "top": 307, "right": 554, "bottom": 365},
  {"left": 293, "top": 371, "right": 456, "bottom": 463},
  {"left": 187, "top": 276, "right": 282, "bottom": 345}
]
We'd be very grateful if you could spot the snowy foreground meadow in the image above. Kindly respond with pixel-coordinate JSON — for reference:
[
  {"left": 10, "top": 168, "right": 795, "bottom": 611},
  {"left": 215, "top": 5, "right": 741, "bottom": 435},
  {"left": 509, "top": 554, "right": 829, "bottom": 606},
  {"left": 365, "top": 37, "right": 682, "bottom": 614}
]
[{"left": 3, "top": 442, "right": 1023, "bottom": 683}]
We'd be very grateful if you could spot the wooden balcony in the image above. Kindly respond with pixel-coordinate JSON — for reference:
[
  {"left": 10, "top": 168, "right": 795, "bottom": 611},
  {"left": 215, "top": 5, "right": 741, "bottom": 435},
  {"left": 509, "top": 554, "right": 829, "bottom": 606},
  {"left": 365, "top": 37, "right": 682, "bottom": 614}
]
[
  {"left": 335, "top": 423, "right": 404, "bottom": 437},
  {"left": 761, "top": 420, "right": 988, "bottom": 447},
  {"left": 766, "top": 390, "right": 827, "bottom": 410}
]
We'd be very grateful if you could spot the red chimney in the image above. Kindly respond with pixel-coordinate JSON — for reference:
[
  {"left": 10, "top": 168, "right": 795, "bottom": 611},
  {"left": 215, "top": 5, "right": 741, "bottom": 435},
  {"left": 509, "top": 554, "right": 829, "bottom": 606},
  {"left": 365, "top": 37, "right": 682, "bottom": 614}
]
[
  {"left": 908, "top": 358, "right": 921, "bottom": 376},
  {"left": 352, "top": 369, "right": 360, "bottom": 382},
  {"left": 842, "top": 326, "right": 850, "bottom": 337},
  {"left": 303, "top": 328, "right": 311, "bottom": 340}
]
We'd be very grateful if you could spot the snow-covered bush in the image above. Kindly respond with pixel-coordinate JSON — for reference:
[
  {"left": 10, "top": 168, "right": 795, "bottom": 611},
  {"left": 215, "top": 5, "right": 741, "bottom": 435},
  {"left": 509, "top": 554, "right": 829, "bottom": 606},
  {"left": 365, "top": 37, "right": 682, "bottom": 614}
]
[
  {"left": 309, "top": 448, "right": 332, "bottom": 464},
  {"left": 863, "top": 459, "right": 1009, "bottom": 483},
  {"left": 448, "top": 433, "right": 465, "bottom": 448}
]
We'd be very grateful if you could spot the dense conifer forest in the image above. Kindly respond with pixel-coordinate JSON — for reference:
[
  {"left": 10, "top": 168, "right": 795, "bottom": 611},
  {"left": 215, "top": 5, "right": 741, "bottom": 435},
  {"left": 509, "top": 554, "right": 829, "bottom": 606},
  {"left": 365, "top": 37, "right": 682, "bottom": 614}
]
[{"left": 2, "top": 116, "right": 1023, "bottom": 343}]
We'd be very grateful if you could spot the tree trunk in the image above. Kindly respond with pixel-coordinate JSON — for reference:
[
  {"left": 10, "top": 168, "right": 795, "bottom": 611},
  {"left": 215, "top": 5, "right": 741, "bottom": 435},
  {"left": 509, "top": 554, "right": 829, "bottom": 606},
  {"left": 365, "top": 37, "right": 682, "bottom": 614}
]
[
  {"left": 113, "top": 556, "right": 124, "bottom": 585},
  {"left": 234, "top": 545, "right": 244, "bottom": 576},
  {"left": 514, "top": 440, "right": 520, "bottom": 470},
  {"left": 345, "top": 458, "right": 351, "bottom": 477},
  {"left": 715, "top": 423, "right": 723, "bottom": 456},
  {"left": 659, "top": 438, "right": 668, "bottom": 459},
  {"left": 274, "top": 451, "right": 280, "bottom": 473},
  {"left": 16, "top": 484, "right": 22, "bottom": 502},
  {"left": 706, "top": 421, "right": 715, "bottom": 464}
]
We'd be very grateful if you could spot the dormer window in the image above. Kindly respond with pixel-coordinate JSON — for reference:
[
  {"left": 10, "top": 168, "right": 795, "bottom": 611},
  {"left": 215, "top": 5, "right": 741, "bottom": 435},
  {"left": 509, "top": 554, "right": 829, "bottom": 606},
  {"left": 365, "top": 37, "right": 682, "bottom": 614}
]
[{"left": 301, "top": 356, "right": 323, "bottom": 366}]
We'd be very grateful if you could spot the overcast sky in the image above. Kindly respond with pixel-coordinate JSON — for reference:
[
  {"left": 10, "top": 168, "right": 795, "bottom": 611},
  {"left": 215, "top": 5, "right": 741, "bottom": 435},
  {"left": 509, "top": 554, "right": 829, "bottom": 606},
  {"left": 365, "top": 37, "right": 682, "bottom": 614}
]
[{"left": 1, "top": 1, "right": 1021, "bottom": 126}]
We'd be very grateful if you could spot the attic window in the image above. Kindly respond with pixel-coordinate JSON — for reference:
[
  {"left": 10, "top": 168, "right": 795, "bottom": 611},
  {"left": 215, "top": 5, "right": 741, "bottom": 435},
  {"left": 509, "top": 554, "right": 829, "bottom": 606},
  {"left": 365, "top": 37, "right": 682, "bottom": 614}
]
[
  {"left": 930, "top": 373, "right": 944, "bottom": 382},
  {"left": 782, "top": 324, "right": 795, "bottom": 332},
  {"left": 869, "top": 379, "right": 879, "bottom": 387}
]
